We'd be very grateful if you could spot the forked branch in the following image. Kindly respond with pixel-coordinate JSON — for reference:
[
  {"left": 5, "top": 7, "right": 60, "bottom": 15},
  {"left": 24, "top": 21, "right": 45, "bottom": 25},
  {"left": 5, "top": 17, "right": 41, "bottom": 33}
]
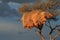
[{"left": 37, "top": 30, "right": 46, "bottom": 40}]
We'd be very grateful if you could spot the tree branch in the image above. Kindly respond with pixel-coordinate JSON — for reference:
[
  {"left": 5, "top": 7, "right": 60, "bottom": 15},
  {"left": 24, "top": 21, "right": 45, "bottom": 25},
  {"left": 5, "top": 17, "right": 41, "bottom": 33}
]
[
  {"left": 53, "top": 33, "right": 60, "bottom": 40},
  {"left": 50, "top": 34, "right": 54, "bottom": 40},
  {"left": 37, "top": 30, "right": 46, "bottom": 40},
  {"left": 53, "top": 28, "right": 60, "bottom": 40}
]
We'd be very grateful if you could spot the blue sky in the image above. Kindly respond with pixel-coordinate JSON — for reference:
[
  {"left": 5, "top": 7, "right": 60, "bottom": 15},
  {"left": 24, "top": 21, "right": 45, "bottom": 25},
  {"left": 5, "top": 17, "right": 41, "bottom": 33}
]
[
  {"left": 0, "top": 0, "right": 25, "bottom": 32},
  {"left": 0, "top": 1, "right": 41, "bottom": 40}
]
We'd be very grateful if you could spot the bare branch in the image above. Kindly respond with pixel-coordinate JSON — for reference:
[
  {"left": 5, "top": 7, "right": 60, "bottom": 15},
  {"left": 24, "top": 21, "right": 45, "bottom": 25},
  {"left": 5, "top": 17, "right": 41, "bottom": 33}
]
[
  {"left": 50, "top": 34, "right": 54, "bottom": 40},
  {"left": 53, "top": 33, "right": 60, "bottom": 40},
  {"left": 37, "top": 30, "right": 46, "bottom": 40}
]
